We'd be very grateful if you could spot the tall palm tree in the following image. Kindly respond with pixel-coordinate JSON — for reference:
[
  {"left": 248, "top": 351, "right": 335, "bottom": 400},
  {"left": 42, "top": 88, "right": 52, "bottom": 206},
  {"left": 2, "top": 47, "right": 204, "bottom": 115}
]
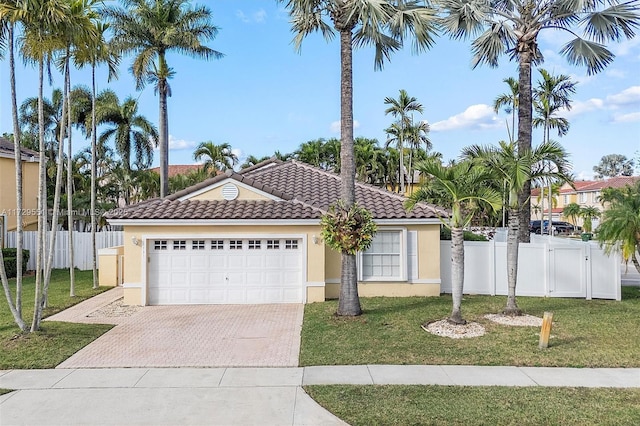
[
  {"left": 73, "top": 19, "right": 119, "bottom": 289},
  {"left": 105, "top": 0, "right": 223, "bottom": 198},
  {"left": 408, "top": 159, "right": 501, "bottom": 324},
  {"left": 283, "top": 0, "right": 437, "bottom": 316},
  {"left": 493, "top": 77, "right": 519, "bottom": 143},
  {"left": 597, "top": 181, "right": 640, "bottom": 273},
  {"left": 384, "top": 89, "right": 424, "bottom": 194},
  {"left": 439, "top": 0, "right": 640, "bottom": 244},
  {"left": 96, "top": 90, "right": 159, "bottom": 173},
  {"left": 533, "top": 68, "right": 576, "bottom": 236},
  {"left": 0, "top": 0, "right": 29, "bottom": 331},
  {"left": 193, "top": 141, "right": 238, "bottom": 173},
  {"left": 463, "top": 140, "right": 572, "bottom": 315}
]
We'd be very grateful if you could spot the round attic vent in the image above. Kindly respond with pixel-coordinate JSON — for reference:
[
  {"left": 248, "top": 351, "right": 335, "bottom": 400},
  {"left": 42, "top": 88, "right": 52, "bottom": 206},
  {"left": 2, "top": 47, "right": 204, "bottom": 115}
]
[{"left": 221, "top": 183, "right": 239, "bottom": 200}]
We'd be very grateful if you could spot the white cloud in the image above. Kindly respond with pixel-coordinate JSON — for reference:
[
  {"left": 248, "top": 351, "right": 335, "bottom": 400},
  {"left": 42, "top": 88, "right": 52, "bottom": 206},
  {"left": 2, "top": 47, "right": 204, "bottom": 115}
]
[
  {"left": 430, "top": 104, "right": 500, "bottom": 132},
  {"left": 168, "top": 135, "right": 197, "bottom": 151},
  {"left": 330, "top": 120, "right": 360, "bottom": 133},
  {"left": 236, "top": 9, "right": 267, "bottom": 24},
  {"left": 606, "top": 86, "right": 640, "bottom": 108},
  {"left": 612, "top": 111, "right": 640, "bottom": 123}
]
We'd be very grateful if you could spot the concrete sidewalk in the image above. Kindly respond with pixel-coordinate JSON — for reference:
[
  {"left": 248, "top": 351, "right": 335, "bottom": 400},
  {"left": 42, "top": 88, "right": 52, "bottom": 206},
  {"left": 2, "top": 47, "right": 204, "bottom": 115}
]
[{"left": 1, "top": 366, "right": 638, "bottom": 425}]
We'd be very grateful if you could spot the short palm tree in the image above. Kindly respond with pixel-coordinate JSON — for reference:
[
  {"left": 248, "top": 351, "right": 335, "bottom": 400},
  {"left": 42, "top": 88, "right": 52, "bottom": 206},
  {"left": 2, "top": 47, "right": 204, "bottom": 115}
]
[
  {"left": 580, "top": 206, "right": 600, "bottom": 234},
  {"left": 408, "top": 159, "right": 501, "bottom": 324},
  {"left": 282, "top": 0, "right": 438, "bottom": 316},
  {"left": 463, "top": 140, "right": 572, "bottom": 315},
  {"left": 193, "top": 141, "right": 238, "bottom": 174},
  {"left": 105, "top": 0, "right": 223, "bottom": 198},
  {"left": 439, "top": 0, "right": 640, "bottom": 244},
  {"left": 597, "top": 181, "right": 640, "bottom": 273}
]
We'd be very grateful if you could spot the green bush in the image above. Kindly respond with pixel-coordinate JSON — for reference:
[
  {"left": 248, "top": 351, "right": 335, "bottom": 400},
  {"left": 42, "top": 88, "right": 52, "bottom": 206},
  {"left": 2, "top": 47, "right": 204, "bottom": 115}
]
[
  {"left": 440, "top": 227, "right": 488, "bottom": 241},
  {"left": 1, "top": 249, "right": 30, "bottom": 278}
]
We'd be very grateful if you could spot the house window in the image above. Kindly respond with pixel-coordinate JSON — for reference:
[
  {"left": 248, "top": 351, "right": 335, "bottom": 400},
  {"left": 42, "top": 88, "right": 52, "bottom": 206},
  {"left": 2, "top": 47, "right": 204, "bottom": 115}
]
[
  {"left": 173, "top": 240, "right": 186, "bottom": 250},
  {"left": 211, "top": 240, "right": 224, "bottom": 250},
  {"left": 267, "top": 240, "right": 280, "bottom": 249},
  {"left": 192, "top": 240, "right": 205, "bottom": 250},
  {"left": 285, "top": 240, "right": 298, "bottom": 249},
  {"left": 248, "top": 240, "right": 261, "bottom": 249},
  {"left": 229, "top": 240, "right": 243, "bottom": 250},
  {"left": 154, "top": 240, "right": 167, "bottom": 251},
  {"left": 361, "top": 231, "right": 402, "bottom": 280},
  {"left": 578, "top": 192, "right": 587, "bottom": 204}
]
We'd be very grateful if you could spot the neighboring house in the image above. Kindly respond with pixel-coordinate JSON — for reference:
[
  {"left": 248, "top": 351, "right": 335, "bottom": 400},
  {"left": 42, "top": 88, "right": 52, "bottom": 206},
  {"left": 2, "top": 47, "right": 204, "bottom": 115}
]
[
  {"left": 0, "top": 137, "right": 40, "bottom": 247},
  {"left": 532, "top": 176, "right": 640, "bottom": 227},
  {"left": 102, "top": 159, "right": 447, "bottom": 306}
]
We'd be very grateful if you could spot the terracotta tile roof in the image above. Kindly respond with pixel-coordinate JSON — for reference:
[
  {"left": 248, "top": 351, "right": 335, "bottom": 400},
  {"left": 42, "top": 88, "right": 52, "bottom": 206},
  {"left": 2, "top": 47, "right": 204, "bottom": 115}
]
[
  {"left": 149, "top": 164, "right": 214, "bottom": 178},
  {"left": 106, "top": 159, "right": 447, "bottom": 221},
  {"left": 0, "top": 137, "right": 40, "bottom": 159}
]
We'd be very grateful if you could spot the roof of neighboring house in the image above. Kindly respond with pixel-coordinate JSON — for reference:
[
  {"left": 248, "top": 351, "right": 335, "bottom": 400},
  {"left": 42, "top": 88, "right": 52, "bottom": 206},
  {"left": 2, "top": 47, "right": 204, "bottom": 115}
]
[
  {"left": 107, "top": 159, "right": 447, "bottom": 221},
  {"left": 149, "top": 164, "right": 211, "bottom": 178},
  {"left": 0, "top": 137, "right": 40, "bottom": 160}
]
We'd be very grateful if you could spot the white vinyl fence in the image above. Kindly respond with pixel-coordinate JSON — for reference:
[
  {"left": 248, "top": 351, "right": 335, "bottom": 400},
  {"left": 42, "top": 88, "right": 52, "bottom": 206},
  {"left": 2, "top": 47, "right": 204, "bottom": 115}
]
[
  {"left": 440, "top": 235, "right": 621, "bottom": 300},
  {"left": 6, "top": 231, "right": 123, "bottom": 271}
]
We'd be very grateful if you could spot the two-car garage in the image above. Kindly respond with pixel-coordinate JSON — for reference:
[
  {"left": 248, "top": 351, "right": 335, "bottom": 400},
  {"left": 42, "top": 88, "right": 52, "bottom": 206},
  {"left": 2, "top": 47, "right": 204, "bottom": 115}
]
[{"left": 147, "top": 237, "right": 304, "bottom": 305}]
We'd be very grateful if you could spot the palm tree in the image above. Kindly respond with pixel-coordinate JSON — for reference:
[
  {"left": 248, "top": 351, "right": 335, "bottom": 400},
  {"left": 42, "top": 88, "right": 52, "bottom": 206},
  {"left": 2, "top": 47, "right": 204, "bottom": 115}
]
[
  {"left": 193, "top": 141, "right": 238, "bottom": 173},
  {"left": 463, "top": 140, "right": 572, "bottom": 315},
  {"left": 73, "top": 19, "right": 120, "bottom": 289},
  {"left": 105, "top": 0, "right": 223, "bottom": 198},
  {"left": 0, "top": 0, "right": 29, "bottom": 331},
  {"left": 493, "top": 77, "right": 519, "bottom": 143},
  {"left": 96, "top": 90, "right": 159, "bottom": 173},
  {"left": 580, "top": 206, "right": 600, "bottom": 234},
  {"left": 283, "top": 0, "right": 437, "bottom": 316},
  {"left": 597, "top": 181, "right": 640, "bottom": 273},
  {"left": 407, "top": 159, "right": 501, "bottom": 324},
  {"left": 563, "top": 202, "right": 582, "bottom": 228},
  {"left": 384, "top": 89, "right": 424, "bottom": 194},
  {"left": 439, "top": 0, "right": 640, "bottom": 244}
]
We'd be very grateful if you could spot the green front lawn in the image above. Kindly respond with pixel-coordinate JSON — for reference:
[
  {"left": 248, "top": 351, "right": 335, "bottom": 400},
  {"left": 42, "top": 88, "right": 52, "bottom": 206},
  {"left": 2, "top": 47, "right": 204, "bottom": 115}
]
[
  {"left": 305, "top": 385, "right": 640, "bottom": 426},
  {"left": 300, "top": 287, "right": 640, "bottom": 367},
  {"left": 1, "top": 270, "right": 113, "bottom": 369}
]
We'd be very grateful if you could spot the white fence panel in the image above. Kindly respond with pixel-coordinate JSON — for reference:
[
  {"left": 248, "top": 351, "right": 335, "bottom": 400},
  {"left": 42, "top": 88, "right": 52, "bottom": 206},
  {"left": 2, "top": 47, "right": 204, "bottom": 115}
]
[
  {"left": 440, "top": 237, "right": 621, "bottom": 300},
  {"left": 6, "top": 231, "right": 123, "bottom": 271}
]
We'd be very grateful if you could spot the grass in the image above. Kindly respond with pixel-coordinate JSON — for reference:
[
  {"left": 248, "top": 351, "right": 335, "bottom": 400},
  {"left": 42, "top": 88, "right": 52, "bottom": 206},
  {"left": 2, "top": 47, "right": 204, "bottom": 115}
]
[
  {"left": 0, "top": 269, "right": 113, "bottom": 369},
  {"left": 305, "top": 385, "right": 640, "bottom": 426},
  {"left": 300, "top": 286, "right": 640, "bottom": 367}
]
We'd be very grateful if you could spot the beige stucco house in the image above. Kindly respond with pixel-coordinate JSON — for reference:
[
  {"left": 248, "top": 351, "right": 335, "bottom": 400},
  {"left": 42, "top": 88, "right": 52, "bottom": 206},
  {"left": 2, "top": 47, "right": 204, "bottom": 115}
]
[
  {"left": 0, "top": 137, "right": 40, "bottom": 247},
  {"left": 102, "top": 159, "right": 447, "bottom": 305}
]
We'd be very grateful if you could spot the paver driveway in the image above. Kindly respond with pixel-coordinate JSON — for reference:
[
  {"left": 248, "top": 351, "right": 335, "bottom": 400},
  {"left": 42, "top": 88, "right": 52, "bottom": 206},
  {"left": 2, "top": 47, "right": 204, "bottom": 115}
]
[{"left": 51, "top": 289, "right": 304, "bottom": 368}]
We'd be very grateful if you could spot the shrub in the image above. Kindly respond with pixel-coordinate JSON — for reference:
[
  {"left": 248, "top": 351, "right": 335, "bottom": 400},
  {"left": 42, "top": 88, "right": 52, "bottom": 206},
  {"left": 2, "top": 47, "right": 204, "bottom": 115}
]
[
  {"left": 1, "top": 249, "right": 30, "bottom": 278},
  {"left": 440, "top": 227, "right": 488, "bottom": 241}
]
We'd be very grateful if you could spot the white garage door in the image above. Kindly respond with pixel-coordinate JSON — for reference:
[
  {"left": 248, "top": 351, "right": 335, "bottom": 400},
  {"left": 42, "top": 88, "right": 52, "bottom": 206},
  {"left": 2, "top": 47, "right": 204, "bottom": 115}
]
[{"left": 148, "top": 238, "right": 303, "bottom": 305}]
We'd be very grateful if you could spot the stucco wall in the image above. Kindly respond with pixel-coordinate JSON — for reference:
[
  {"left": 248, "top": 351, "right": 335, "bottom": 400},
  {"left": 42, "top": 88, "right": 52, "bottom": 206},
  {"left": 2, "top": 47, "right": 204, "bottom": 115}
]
[{"left": 0, "top": 158, "right": 39, "bottom": 231}]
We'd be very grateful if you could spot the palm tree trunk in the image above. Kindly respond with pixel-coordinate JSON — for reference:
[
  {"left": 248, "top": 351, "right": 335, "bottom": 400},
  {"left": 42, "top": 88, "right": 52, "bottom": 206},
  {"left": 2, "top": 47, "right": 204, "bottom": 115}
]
[
  {"left": 449, "top": 227, "right": 466, "bottom": 324},
  {"left": 32, "top": 58, "right": 47, "bottom": 332},
  {"left": 9, "top": 23, "right": 24, "bottom": 320},
  {"left": 66, "top": 64, "right": 75, "bottom": 296},
  {"left": 91, "top": 65, "right": 98, "bottom": 289},
  {"left": 517, "top": 50, "right": 533, "bottom": 244},
  {"left": 337, "top": 28, "right": 361, "bottom": 317},
  {"left": 505, "top": 207, "right": 522, "bottom": 315}
]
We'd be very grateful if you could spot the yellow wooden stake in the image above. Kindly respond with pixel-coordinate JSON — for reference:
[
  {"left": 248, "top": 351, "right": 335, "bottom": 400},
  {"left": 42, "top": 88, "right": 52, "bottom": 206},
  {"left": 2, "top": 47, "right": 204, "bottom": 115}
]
[{"left": 539, "top": 311, "right": 553, "bottom": 349}]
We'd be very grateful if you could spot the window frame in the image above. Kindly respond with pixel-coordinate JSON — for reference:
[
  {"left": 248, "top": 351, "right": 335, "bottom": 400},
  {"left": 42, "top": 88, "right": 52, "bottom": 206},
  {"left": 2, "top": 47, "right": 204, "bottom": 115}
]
[{"left": 358, "top": 228, "right": 407, "bottom": 282}]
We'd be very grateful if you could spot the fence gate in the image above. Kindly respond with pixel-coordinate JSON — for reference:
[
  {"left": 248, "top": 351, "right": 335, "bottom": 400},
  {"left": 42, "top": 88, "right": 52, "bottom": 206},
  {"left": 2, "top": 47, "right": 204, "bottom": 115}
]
[{"left": 548, "top": 245, "right": 586, "bottom": 298}]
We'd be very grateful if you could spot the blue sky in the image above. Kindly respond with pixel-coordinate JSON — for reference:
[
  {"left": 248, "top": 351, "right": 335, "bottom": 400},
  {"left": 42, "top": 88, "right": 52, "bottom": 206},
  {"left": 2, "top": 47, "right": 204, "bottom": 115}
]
[{"left": 1, "top": 0, "right": 639, "bottom": 180}]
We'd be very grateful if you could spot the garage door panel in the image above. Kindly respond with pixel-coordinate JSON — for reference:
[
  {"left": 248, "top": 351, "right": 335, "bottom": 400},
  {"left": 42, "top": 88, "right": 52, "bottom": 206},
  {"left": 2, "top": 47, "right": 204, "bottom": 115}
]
[{"left": 148, "top": 238, "right": 303, "bottom": 305}]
